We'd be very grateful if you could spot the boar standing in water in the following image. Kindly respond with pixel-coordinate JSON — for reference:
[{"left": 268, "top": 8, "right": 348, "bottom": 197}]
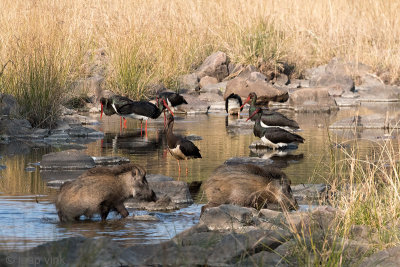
[
  {"left": 56, "top": 163, "right": 156, "bottom": 222},
  {"left": 202, "top": 164, "right": 298, "bottom": 213}
]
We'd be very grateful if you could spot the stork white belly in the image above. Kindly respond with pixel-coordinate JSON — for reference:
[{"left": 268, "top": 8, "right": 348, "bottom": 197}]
[
  {"left": 124, "top": 113, "right": 149, "bottom": 121},
  {"left": 261, "top": 136, "right": 288, "bottom": 149},
  {"left": 169, "top": 145, "right": 186, "bottom": 160}
]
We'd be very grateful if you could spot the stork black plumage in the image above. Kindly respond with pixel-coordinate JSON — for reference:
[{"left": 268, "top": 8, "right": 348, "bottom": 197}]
[
  {"left": 166, "top": 114, "right": 201, "bottom": 175},
  {"left": 241, "top": 92, "right": 300, "bottom": 130},
  {"left": 157, "top": 92, "right": 188, "bottom": 126},
  {"left": 248, "top": 108, "right": 304, "bottom": 150},
  {"left": 225, "top": 93, "right": 243, "bottom": 116}
]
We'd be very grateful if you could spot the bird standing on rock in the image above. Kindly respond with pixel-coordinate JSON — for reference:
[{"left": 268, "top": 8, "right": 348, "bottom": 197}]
[
  {"left": 247, "top": 108, "right": 304, "bottom": 150},
  {"left": 166, "top": 114, "right": 202, "bottom": 176}
]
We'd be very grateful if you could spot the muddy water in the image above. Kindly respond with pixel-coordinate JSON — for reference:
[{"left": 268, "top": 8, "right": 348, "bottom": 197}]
[{"left": 1, "top": 103, "right": 399, "bottom": 251}]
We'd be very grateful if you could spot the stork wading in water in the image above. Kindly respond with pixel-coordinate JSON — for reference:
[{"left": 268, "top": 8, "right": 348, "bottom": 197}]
[
  {"left": 157, "top": 91, "right": 188, "bottom": 127},
  {"left": 100, "top": 95, "right": 174, "bottom": 136},
  {"left": 225, "top": 93, "right": 243, "bottom": 117},
  {"left": 241, "top": 92, "right": 300, "bottom": 131},
  {"left": 247, "top": 108, "right": 304, "bottom": 150},
  {"left": 166, "top": 114, "right": 202, "bottom": 176}
]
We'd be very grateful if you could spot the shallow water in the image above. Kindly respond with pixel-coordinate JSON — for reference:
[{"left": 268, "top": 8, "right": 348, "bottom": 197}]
[{"left": 1, "top": 103, "right": 400, "bottom": 251}]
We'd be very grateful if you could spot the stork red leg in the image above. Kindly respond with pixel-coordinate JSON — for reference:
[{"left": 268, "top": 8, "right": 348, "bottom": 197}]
[
  {"left": 163, "top": 110, "right": 166, "bottom": 128},
  {"left": 145, "top": 120, "right": 148, "bottom": 137},
  {"left": 140, "top": 121, "right": 143, "bottom": 137},
  {"left": 123, "top": 118, "right": 127, "bottom": 129}
]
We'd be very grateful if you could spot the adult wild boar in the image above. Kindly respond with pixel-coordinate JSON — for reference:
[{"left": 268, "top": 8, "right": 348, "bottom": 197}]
[
  {"left": 202, "top": 164, "right": 297, "bottom": 213},
  {"left": 56, "top": 163, "right": 156, "bottom": 222}
]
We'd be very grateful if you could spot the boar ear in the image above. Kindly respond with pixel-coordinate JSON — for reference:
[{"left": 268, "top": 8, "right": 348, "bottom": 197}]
[{"left": 133, "top": 165, "right": 146, "bottom": 178}]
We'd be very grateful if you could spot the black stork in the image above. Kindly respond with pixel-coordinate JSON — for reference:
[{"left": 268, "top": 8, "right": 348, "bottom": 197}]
[
  {"left": 100, "top": 95, "right": 135, "bottom": 129},
  {"left": 111, "top": 97, "right": 174, "bottom": 137},
  {"left": 166, "top": 114, "right": 202, "bottom": 176},
  {"left": 157, "top": 92, "right": 188, "bottom": 126},
  {"left": 241, "top": 92, "right": 299, "bottom": 130},
  {"left": 225, "top": 93, "right": 243, "bottom": 117},
  {"left": 247, "top": 108, "right": 304, "bottom": 150}
]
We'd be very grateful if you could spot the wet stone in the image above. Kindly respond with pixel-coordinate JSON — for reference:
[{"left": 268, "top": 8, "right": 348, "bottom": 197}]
[
  {"left": 91, "top": 156, "right": 130, "bottom": 166},
  {"left": 40, "top": 149, "right": 95, "bottom": 170}
]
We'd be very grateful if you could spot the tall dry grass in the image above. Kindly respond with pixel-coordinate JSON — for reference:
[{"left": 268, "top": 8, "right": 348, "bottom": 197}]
[
  {"left": 1, "top": 0, "right": 400, "bottom": 123},
  {"left": 285, "top": 132, "right": 400, "bottom": 265}
]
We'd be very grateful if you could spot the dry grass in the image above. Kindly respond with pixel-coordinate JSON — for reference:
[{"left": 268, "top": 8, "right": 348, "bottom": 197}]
[
  {"left": 0, "top": 0, "right": 400, "bottom": 120},
  {"left": 286, "top": 132, "right": 400, "bottom": 265}
]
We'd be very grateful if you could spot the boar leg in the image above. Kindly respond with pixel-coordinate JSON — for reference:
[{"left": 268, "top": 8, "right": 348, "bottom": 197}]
[
  {"left": 115, "top": 203, "right": 129, "bottom": 218},
  {"left": 100, "top": 205, "right": 110, "bottom": 221}
]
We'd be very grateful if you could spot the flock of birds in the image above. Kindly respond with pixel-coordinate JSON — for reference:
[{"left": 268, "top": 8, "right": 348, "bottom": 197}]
[{"left": 99, "top": 91, "right": 304, "bottom": 175}]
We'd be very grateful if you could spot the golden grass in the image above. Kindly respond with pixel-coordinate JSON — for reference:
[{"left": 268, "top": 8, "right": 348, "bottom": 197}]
[
  {"left": 285, "top": 132, "right": 400, "bottom": 265},
  {"left": 1, "top": 0, "right": 400, "bottom": 97}
]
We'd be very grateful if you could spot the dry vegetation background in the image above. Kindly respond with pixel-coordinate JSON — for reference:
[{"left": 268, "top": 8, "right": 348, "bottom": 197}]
[
  {"left": 1, "top": 0, "right": 400, "bottom": 85},
  {"left": 0, "top": 0, "right": 400, "bottom": 126}
]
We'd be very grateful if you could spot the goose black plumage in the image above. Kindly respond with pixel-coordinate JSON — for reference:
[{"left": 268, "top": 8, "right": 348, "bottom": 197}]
[
  {"left": 225, "top": 93, "right": 243, "bottom": 116},
  {"left": 166, "top": 114, "right": 201, "bottom": 175},
  {"left": 241, "top": 92, "right": 300, "bottom": 130},
  {"left": 248, "top": 108, "right": 304, "bottom": 150}
]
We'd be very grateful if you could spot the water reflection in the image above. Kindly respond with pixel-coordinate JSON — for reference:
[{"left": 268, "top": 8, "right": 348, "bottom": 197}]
[{"left": 1, "top": 104, "right": 400, "bottom": 251}]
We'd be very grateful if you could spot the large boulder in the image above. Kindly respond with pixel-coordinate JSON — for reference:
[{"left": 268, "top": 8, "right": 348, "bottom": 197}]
[
  {"left": 196, "top": 51, "right": 229, "bottom": 81},
  {"left": 224, "top": 72, "right": 289, "bottom": 103},
  {"left": 289, "top": 87, "right": 338, "bottom": 112},
  {"left": 307, "top": 58, "right": 356, "bottom": 95},
  {"left": 177, "top": 73, "right": 199, "bottom": 91}
]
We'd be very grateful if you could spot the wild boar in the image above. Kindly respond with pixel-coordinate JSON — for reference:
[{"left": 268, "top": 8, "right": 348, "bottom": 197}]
[
  {"left": 202, "top": 164, "right": 297, "bottom": 213},
  {"left": 56, "top": 163, "right": 156, "bottom": 222}
]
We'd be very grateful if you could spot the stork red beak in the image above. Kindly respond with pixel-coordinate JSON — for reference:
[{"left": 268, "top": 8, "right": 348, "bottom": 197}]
[
  {"left": 240, "top": 95, "right": 251, "bottom": 109},
  {"left": 163, "top": 99, "right": 174, "bottom": 116},
  {"left": 246, "top": 108, "right": 261, "bottom": 121},
  {"left": 100, "top": 103, "right": 103, "bottom": 119}
]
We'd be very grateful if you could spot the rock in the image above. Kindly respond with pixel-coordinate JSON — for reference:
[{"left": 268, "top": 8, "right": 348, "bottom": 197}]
[
  {"left": 208, "top": 229, "right": 291, "bottom": 264},
  {"left": 119, "top": 242, "right": 176, "bottom": 265},
  {"left": 224, "top": 72, "right": 289, "bottom": 103},
  {"left": 208, "top": 101, "right": 226, "bottom": 112},
  {"left": 146, "top": 174, "right": 174, "bottom": 182},
  {"left": 310, "top": 73, "right": 355, "bottom": 94},
  {"left": 360, "top": 245, "right": 400, "bottom": 267},
  {"left": 200, "top": 81, "right": 227, "bottom": 95},
  {"left": 199, "top": 75, "right": 218, "bottom": 88},
  {"left": 0, "top": 118, "right": 32, "bottom": 137},
  {"left": 291, "top": 184, "right": 329, "bottom": 204},
  {"left": 40, "top": 149, "right": 96, "bottom": 170},
  {"left": 66, "top": 125, "right": 104, "bottom": 138},
  {"left": 289, "top": 88, "right": 338, "bottom": 112},
  {"left": 287, "top": 79, "right": 310, "bottom": 89},
  {"left": 196, "top": 51, "right": 229, "bottom": 81},
  {"left": 224, "top": 156, "right": 273, "bottom": 166},
  {"left": 177, "top": 94, "right": 210, "bottom": 114},
  {"left": 15, "top": 237, "right": 128, "bottom": 267},
  {"left": 329, "top": 113, "right": 400, "bottom": 129},
  {"left": 357, "top": 85, "right": 400, "bottom": 102},
  {"left": 131, "top": 215, "right": 159, "bottom": 221},
  {"left": 178, "top": 73, "right": 199, "bottom": 91},
  {"left": 0, "top": 93, "right": 19, "bottom": 116},
  {"left": 143, "top": 245, "right": 209, "bottom": 266},
  {"left": 91, "top": 156, "right": 130, "bottom": 165},
  {"left": 200, "top": 204, "right": 256, "bottom": 231},
  {"left": 235, "top": 251, "right": 289, "bottom": 267},
  {"left": 274, "top": 73, "right": 289, "bottom": 87},
  {"left": 197, "top": 92, "right": 224, "bottom": 102},
  {"left": 61, "top": 114, "right": 99, "bottom": 125}
]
